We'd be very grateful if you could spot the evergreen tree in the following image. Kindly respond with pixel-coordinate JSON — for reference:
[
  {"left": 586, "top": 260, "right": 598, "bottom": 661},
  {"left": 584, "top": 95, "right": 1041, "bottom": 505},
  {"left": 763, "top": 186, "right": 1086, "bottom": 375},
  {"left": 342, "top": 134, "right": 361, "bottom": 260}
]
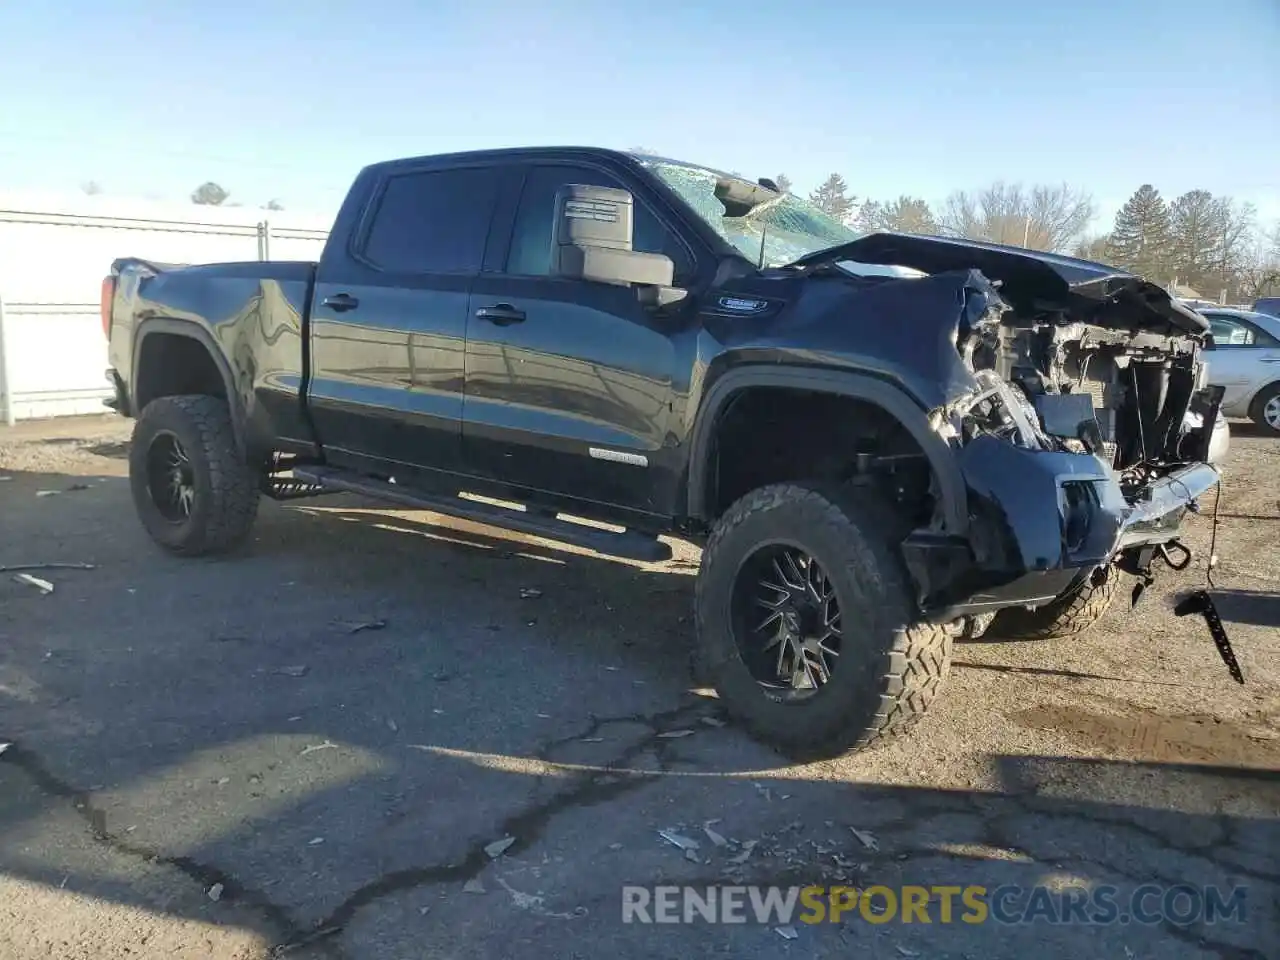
[
  {"left": 809, "top": 174, "right": 856, "bottom": 224},
  {"left": 1105, "top": 185, "right": 1171, "bottom": 280},
  {"left": 1168, "top": 190, "right": 1220, "bottom": 293}
]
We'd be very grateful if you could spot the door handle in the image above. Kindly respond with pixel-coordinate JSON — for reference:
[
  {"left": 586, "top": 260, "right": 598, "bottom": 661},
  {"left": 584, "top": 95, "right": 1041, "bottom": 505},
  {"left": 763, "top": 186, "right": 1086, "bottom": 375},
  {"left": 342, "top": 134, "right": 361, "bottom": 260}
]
[
  {"left": 322, "top": 293, "right": 359, "bottom": 313},
  {"left": 475, "top": 303, "right": 525, "bottom": 326}
]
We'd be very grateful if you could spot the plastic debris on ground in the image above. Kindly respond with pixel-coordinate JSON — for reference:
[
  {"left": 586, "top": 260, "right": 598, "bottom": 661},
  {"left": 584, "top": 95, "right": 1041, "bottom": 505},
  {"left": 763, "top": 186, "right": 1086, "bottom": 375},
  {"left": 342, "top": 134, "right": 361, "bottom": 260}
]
[
  {"left": 897, "top": 948, "right": 921, "bottom": 958},
  {"left": 703, "top": 823, "right": 728, "bottom": 847},
  {"left": 274, "top": 665, "right": 309, "bottom": 678},
  {"left": 658, "top": 829, "right": 700, "bottom": 852},
  {"left": 299, "top": 741, "right": 338, "bottom": 756},
  {"left": 776, "top": 925, "right": 799, "bottom": 940},
  {"left": 727, "top": 840, "right": 758, "bottom": 864},
  {"left": 207, "top": 883, "right": 224, "bottom": 902},
  {"left": 0, "top": 562, "right": 95, "bottom": 573},
  {"left": 657, "top": 729, "right": 694, "bottom": 739},
  {"left": 463, "top": 878, "right": 486, "bottom": 894},
  {"left": 699, "top": 716, "right": 726, "bottom": 727},
  {"left": 850, "top": 827, "right": 879, "bottom": 851},
  {"left": 308, "top": 837, "right": 325, "bottom": 846},
  {"left": 35, "top": 490, "right": 60, "bottom": 498},
  {"left": 484, "top": 836, "right": 516, "bottom": 859},
  {"left": 519, "top": 588, "right": 543, "bottom": 599},
  {"left": 12, "top": 573, "right": 54, "bottom": 594},
  {"left": 340, "top": 618, "right": 387, "bottom": 634},
  {"left": 0, "top": 743, "right": 11, "bottom": 757}
]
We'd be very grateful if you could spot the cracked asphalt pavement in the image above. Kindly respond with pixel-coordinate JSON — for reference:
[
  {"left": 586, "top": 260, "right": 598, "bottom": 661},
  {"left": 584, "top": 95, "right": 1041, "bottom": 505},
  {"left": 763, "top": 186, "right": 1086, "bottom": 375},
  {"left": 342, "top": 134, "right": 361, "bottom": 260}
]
[{"left": 1, "top": 414, "right": 1278, "bottom": 959}]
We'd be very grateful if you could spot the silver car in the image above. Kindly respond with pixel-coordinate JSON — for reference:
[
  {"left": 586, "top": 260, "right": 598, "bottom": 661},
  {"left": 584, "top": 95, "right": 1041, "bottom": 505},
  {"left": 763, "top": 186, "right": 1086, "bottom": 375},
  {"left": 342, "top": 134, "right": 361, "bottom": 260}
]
[{"left": 1199, "top": 307, "right": 1280, "bottom": 434}]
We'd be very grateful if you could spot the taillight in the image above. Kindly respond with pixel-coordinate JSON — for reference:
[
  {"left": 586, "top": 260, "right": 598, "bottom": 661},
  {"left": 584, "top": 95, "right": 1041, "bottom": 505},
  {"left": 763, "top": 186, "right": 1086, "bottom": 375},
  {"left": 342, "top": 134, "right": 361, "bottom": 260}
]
[{"left": 100, "top": 275, "right": 116, "bottom": 339}]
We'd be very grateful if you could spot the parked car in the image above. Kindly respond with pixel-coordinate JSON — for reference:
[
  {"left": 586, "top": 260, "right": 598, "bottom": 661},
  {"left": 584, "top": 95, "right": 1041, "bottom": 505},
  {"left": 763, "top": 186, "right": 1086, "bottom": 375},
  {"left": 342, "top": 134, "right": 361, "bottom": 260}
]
[
  {"left": 1252, "top": 297, "right": 1280, "bottom": 318},
  {"left": 100, "top": 147, "right": 1230, "bottom": 757},
  {"left": 1199, "top": 306, "right": 1280, "bottom": 434}
]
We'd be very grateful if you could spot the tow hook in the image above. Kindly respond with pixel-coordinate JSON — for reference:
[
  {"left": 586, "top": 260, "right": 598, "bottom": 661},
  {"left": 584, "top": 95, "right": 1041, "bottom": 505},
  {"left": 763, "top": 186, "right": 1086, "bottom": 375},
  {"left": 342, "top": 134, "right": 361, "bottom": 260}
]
[
  {"left": 1158, "top": 540, "right": 1192, "bottom": 571},
  {"left": 1120, "top": 538, "right": 1243, "bottom": 684}
]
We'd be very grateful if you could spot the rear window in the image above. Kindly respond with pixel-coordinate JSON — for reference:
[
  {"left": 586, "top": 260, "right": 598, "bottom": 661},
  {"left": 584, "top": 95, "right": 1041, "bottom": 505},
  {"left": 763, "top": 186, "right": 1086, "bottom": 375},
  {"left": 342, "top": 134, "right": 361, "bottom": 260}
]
[{"left": 362, "top": 167, "right": 500, "bottom": 274}]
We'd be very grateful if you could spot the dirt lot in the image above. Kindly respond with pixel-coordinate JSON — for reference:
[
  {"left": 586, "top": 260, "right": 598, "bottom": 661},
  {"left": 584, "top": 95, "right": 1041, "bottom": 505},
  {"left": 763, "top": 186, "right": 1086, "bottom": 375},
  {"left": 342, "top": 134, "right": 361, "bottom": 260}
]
[{"left": 1, "top": 414, "right": 1277, "bottom": 959}]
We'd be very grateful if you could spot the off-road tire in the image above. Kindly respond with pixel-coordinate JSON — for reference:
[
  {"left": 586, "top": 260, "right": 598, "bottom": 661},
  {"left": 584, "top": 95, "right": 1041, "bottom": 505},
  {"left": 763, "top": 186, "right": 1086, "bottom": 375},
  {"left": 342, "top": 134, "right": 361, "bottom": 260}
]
[
  {"left": 129, "top": 395, "right": 260, "bottom": 556},
  {"left": 1249, "top": 382, "right": 1280, "bottom": 436},
  {"left": 990, "top": 563, "right": 1120, "bottom": 641},
  {"left": 693, "top": 483, "right": 952, "bottom": 758}
]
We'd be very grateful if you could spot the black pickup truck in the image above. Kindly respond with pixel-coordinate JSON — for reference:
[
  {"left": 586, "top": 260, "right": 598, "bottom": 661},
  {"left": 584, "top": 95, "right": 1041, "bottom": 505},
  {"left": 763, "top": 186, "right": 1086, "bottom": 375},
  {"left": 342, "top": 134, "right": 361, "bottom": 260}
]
[{"left": 101, "top": 146, "right": 1231, "bottom": 757}]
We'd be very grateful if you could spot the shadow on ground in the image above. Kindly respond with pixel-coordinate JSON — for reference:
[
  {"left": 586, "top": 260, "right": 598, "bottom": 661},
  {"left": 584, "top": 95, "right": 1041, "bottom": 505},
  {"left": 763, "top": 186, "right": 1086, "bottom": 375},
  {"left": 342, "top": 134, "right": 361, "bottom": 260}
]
[{"left": 1, "top": 462, "right": 1277, "bottom": 959}]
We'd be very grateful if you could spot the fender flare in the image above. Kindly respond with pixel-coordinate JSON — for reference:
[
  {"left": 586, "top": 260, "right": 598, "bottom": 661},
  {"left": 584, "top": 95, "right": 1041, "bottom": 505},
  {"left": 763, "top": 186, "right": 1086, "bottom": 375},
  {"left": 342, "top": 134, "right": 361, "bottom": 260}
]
[
  {"left": 685, "top": 366, "right": 968, "bottom": 535},
  {"left": 131, "top": 318, "right": 247, "bottom": 455}
]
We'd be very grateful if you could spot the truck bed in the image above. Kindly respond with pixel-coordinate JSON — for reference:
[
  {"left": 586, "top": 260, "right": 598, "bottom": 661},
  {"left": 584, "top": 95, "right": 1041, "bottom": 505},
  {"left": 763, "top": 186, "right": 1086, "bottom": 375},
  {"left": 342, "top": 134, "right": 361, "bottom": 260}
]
[{"left": 106, "top": 259, "right": 319, "bottom": 459}]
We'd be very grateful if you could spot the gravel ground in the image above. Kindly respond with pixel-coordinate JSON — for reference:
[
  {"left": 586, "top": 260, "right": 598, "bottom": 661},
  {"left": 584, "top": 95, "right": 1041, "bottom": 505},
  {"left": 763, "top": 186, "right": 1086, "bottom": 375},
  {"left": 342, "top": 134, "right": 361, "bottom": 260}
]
[{"left": 1, "top": 413, "right": 1277, "bottom": 960}]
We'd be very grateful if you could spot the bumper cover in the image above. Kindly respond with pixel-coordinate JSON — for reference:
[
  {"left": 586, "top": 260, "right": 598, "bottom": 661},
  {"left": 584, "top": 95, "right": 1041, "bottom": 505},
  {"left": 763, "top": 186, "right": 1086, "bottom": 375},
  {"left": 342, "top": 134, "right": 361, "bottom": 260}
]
[{"left": 902, "top": 434, "right": 1221, "bottom": 618}]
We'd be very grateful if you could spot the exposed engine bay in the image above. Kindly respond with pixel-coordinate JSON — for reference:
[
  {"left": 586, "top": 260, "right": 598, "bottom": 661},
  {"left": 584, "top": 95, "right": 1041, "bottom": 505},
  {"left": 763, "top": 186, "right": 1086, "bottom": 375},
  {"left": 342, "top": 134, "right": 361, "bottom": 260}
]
[{"left": 954, "top": 304, "right": 1217, "bottom": 493}]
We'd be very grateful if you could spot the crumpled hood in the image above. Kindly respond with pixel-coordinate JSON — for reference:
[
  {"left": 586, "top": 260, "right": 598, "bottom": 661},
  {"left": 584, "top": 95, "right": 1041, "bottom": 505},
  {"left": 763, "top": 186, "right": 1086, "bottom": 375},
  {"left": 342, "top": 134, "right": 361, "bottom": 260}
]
[{"left": 790, "top": 233, "right": 1209, "bottom": 337}]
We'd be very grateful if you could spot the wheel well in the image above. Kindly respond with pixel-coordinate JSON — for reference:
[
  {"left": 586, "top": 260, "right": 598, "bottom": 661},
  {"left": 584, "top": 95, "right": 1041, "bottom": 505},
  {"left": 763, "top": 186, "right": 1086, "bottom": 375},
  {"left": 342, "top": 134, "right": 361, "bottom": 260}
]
[
  {"left": 135, "top": 333, "right": 228, "bottom": 411},
  {"left": 1249, "top": 380, "right": 1280, "bottom": 417},
  {"left": 701, "top": 386, "right": 941, "bottom": 528}
]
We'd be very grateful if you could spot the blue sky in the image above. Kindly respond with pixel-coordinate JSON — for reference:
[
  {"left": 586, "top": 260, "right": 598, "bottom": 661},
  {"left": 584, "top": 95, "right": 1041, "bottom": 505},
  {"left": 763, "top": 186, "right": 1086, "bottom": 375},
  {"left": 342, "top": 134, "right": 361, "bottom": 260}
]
[{"left": 1, "top": 0, "right": 1277, "bottom": 232}]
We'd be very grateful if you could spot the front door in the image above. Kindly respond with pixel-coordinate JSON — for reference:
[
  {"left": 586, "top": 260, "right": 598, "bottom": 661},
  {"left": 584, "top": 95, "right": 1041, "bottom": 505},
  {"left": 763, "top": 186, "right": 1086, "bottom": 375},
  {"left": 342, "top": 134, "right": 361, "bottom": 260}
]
[
  {"left": 461, "top": 161, "right": 696, "bottom": 518},
  {"left": 308, "top": 163, "right": 508, "bottom": 479}
]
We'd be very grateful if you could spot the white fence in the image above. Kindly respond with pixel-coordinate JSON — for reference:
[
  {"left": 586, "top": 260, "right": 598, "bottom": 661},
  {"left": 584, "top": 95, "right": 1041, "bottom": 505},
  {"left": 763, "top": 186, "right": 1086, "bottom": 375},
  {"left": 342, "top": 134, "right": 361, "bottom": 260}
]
[{"left": 0, "top": 192, "right": 331, "bottom": 424}]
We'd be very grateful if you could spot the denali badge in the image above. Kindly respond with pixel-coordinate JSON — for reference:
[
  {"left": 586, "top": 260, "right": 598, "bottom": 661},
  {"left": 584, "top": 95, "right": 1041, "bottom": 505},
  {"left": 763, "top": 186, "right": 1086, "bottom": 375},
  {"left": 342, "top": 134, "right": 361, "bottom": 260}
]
[
  {"left": 717, "top": 296, "right": 768, "bottom": 314},
  {"left": 589, "top": 447, "right": 648, "bottom": 467}
]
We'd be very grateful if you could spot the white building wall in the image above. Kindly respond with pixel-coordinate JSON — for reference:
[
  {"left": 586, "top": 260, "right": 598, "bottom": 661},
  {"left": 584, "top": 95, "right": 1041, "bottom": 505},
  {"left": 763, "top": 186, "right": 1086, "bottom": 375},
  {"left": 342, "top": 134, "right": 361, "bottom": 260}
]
[{"left": 0, "top": 191, "right": 332, "bottom": 424}]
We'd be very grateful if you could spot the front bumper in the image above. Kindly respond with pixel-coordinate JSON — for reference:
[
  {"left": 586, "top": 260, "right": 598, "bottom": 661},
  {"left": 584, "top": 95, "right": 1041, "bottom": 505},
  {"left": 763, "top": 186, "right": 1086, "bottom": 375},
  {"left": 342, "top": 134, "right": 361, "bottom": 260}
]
[{"left": 902, "top": 435, "right": 1222, "bottom": 618}]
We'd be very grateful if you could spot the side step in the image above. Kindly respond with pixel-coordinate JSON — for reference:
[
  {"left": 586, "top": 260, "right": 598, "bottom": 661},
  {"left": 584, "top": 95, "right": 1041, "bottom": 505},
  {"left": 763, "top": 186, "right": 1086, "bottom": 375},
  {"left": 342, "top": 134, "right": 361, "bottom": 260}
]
[{"left": 291, "top": 466, "right": 672, "bottom": 563}]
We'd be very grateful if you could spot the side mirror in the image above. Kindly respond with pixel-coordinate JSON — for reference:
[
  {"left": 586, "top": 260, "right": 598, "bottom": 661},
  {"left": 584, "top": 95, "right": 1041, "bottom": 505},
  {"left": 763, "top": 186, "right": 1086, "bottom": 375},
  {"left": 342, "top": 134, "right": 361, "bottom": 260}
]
[{"left": 551, "top": 184, "right": 678, "bottom": 293}]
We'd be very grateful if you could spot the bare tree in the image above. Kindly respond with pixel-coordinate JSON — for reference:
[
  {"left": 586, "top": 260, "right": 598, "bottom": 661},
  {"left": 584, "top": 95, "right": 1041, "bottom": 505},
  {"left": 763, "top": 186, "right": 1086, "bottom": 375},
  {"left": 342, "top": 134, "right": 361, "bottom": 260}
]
[
  {"left": 939, "top": 181, "right": 1095, "bottom": 252},
  {"left": 854, "top": 199, "right": 884, "bottom": 233},
  {"left": 264, "top": 199, "right": 285, "bottom": 211},
  {"left": 1074, "top": 234, "right": 1112, "bottom": 263},
  {"left": 191, "top": 182, "right": 230, "bottom": 205},
  {"left": 1237, "top": 221, "right": 1280, "bottom": 301},
  {"left": 80, "top": 180, "right": 104, "bottom": 196},
  {"left": 1212, "top": 197, "right": 1256, "bottom": 300}
]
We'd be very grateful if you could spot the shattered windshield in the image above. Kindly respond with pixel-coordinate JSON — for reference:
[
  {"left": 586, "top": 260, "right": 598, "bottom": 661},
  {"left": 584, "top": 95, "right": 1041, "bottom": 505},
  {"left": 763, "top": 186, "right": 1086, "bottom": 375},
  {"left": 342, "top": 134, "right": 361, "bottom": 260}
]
[{"left": 638, "top": 157, "right": 859, "bottom": 267}]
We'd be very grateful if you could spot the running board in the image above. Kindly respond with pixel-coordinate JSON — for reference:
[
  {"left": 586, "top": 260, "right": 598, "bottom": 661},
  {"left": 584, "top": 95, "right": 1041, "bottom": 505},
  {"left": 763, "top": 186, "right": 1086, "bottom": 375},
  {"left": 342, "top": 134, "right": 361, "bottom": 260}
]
[{"left": 291, "top": 466, "right": 672, "bottom": 563}]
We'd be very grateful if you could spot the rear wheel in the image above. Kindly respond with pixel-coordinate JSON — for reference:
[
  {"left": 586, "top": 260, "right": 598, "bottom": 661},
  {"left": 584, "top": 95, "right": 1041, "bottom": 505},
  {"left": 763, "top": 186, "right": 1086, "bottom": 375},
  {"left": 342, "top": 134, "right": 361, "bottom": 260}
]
[
  {"left": 1250, "top": 382, "right": 1280, "bottom": 436},
  {"left": 129, "top": 395, "right": 260, "bottom": 556},
  {"left": 990, "top": 564, "right": 1120, "bottom": 641},
  {"left": 693, "top": 483, "right": 952, "bottom": 758}
]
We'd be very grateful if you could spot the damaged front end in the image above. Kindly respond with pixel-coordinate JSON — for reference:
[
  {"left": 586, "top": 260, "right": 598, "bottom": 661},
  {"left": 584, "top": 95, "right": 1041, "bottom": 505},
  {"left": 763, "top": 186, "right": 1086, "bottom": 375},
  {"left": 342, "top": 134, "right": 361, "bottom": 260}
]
[{"left": 866, "top": 253, "right": 1227, "bottom": 623}]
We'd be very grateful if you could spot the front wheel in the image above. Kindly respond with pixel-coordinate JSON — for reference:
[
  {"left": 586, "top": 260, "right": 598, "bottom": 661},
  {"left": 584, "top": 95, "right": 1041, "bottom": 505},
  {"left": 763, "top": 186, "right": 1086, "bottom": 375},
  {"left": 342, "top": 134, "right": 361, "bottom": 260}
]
[
  {"left": 1250, "top": 382, "right": 1280, "bottom": 436},
  {"left": 693, "top": 483, "right": 952, "bottom": 759},
  {"left": 128, "top": 395, "right": 260, "bottom": 556},
  {"left": 990, "top": 563, "right": 1120, "bottom": 641}
]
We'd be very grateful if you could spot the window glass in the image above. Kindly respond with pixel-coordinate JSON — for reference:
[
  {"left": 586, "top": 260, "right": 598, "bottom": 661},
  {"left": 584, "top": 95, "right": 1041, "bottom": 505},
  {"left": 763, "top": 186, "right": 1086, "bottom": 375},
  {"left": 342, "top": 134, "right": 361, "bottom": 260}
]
[
  {"left": 363, "top": 168, "right": 499, "bottom": 274},
  {"left": 507, "top": 165, "right": 689, "bottom": 280},
  {"left": 1206, "top": 316, "right": 1256, "bottom": 347}
]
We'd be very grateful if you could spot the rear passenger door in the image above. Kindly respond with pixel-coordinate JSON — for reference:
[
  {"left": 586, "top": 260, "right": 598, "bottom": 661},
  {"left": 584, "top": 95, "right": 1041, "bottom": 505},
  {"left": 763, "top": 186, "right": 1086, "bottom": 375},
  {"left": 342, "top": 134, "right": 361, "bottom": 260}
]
[
  {"left": 1203, "top": 312, "right": 1280, "bottom": 413},
  {"left": 308, "top": 162, "right": 509, "bottom": 477},
  {"left": 461, "top": 160, "right": 696, "bottom": 518}
]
